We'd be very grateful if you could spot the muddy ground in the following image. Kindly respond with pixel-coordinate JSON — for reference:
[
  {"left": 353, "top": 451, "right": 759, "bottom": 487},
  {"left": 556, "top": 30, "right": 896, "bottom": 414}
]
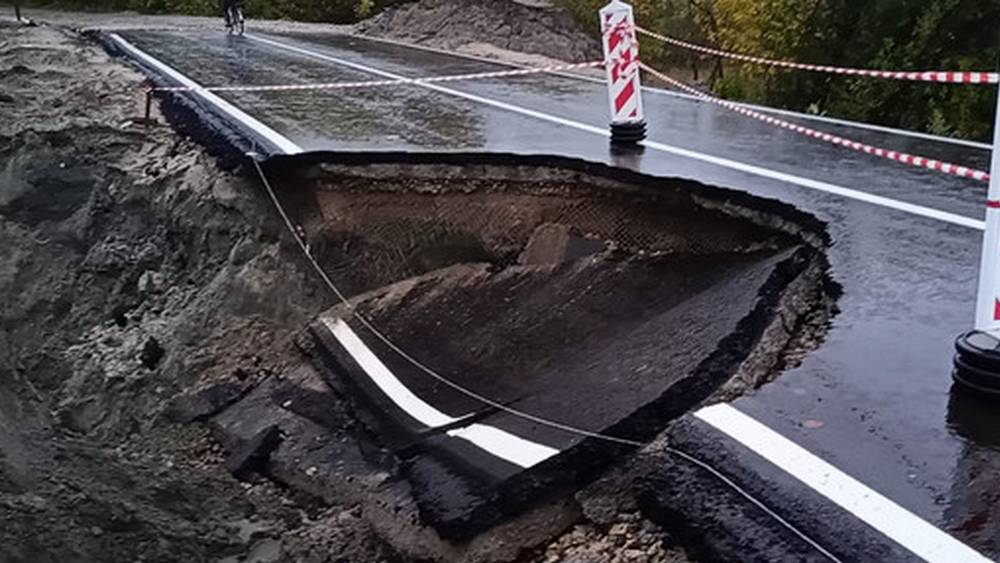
[
  {"left": 0, "top": 19, "right": 403, "bottom": 563},
  {"left": 0, "top": 8, "right": 833, "bottom": 563}
]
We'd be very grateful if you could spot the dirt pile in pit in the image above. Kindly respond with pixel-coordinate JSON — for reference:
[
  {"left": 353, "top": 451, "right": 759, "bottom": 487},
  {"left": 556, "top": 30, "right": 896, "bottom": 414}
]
[
  {"left": 357, "top": 0, "right": 601, "bottom": 63},
  {"left": 0, "top": 21, "right": 399, "bottom": 563}
]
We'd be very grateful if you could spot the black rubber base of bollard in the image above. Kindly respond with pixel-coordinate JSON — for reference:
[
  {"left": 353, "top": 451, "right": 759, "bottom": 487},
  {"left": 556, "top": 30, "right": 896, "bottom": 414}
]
[
  {"left": 610, "top": 121, "right": 647, "bottom": 144},
  {"left": 953, "top": 330, "right": 1000, "bottom": 397}
]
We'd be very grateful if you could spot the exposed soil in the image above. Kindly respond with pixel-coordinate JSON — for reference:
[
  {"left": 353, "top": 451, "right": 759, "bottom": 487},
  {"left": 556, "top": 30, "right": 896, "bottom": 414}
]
[
  {"left": 0, "top": 12, "right": 836, "bottom": 563},
  {"left": 284, "top": 164, "right": 790, "bottom": 297},
  {"left": 357, "top": 0, "right": 601, "bottom": 64},
  {"left": 0, "top": 20, "right": 396, "bottom": 563}
]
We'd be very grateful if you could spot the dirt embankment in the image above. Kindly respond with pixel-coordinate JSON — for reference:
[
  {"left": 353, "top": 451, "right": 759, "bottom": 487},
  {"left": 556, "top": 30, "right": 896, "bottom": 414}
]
[
  {"left": 358, "top": 0, "right": 602, "bottom": 64},
  {"left": 0, "top": 21, "right": 398, "bottom": 563}
]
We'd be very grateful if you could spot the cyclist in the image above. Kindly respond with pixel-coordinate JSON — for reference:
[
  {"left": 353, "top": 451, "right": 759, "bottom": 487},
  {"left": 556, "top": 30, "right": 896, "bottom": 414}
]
[{"left": 219, "top": 0, "right": 241, "bottom": 30}]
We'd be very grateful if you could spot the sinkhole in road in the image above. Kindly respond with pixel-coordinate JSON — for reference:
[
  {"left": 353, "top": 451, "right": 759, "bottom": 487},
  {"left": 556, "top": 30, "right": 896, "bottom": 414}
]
[{"left": 252, "top": 156, "right": 835, "bottom": 545}]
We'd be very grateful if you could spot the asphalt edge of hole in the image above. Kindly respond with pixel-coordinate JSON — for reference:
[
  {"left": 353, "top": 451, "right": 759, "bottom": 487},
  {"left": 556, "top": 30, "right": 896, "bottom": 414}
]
[{"left": 282, "top": 162, "right": 838, "bottom": 543}]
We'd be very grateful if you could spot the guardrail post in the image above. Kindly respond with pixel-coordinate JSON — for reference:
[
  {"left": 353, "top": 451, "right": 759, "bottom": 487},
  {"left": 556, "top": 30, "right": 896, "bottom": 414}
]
[
  {"left": 600, "top": 0, "right": 646, "bottom": 145},
  {"left": 953, "top": 78, "right": 1000, "bottom": 398}
]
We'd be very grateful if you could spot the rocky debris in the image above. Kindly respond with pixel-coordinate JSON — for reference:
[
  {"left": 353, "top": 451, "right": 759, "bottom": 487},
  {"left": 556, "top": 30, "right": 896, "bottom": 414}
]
[
  {"left": 358, "top": 0, "right": 601, "bottom": 63},
  {"left": 166, "top": 381, "right": 246, "bottom": 423},
  {"left": 139, "top": 336, "right": 165, "bottom": 369},
  {"left": 279, "top": 506, "right": 402, "bottom": 563},
  {"left": 535, "top": 513, "right": 689, "bottom": 563},
  {"left": 225, "top": 425, "right": 283, "bottom": 481},
  {"left": 137, "top": 269, "right": 165, "bottom": 294},
  {"left": 518, "top": 222, "right": 607, "bottom": 265},
  {"left": 242, "top": 538, "right": 283, "bottom": 563}
]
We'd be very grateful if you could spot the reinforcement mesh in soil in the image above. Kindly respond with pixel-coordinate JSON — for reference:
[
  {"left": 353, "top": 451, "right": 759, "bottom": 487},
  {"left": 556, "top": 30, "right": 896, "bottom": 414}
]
[{"left": 290, "top": 174, "right": 781, "bottom": 297}]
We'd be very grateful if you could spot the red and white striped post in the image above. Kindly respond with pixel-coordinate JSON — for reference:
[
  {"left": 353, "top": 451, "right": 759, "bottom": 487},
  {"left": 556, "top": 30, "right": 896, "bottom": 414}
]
[
  {"left": 954, "top": 84, "right": 1000, "bottom": 397},
  {"left": 600, "top": 0, "right": 646, "bottom": 144}
]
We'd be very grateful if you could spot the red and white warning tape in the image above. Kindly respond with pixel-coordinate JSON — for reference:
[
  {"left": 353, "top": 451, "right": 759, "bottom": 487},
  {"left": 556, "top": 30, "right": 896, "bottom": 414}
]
[
  {"left": 639, "top": 62, "right": 990, "bottom": 182},
  {"left": 636, "top": 27, "right": 1000, "bottom": 86},
  {"left": 151, "top": 60, "right": 604, "bottom": 93}
]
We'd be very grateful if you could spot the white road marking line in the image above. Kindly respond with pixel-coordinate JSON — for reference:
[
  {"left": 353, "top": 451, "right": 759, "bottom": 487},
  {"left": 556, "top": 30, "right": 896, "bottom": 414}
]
[
  {"left": 695, "top": 404, "right": 993, "bottom": 563},
  {"left": 639, "top": 139, "right": 985, "bottom": 231},
  {"left": 323, "top": 317, "right": 558, "bottom": 468},
  {"left": 108, "top": 33, "right": 303, "bottom": 155},
  {"left": 324, "top": 317, "right": 455, "bottom": 428},
  {"left": 352, "top": 34, "right": 991, "bottom": 151},
  {"left": 711, "top": 99, "right": 993, "bottom": 151},
  {"left": 245, "top": 34, "right": 985, "bottom": 232},
  {"left": 447, "top": 424, "right": 559, "bottom": 468}
]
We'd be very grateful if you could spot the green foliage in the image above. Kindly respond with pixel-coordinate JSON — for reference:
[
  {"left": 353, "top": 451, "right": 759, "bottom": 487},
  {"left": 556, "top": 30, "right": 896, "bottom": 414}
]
[
  {"left": 19, "top": 0, "right": 407, "bottom": 23},
  {"left": 355, "top": 0, "right": 375, "bottom": 19},
  {"left": 557, "top": 0, "right": 1000, "bottom": 140}
]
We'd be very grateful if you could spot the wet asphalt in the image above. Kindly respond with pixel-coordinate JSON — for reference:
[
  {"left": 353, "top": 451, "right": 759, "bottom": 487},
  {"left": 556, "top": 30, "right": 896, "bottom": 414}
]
[{"left": 114, "top": 29, "right": 999, "bottom": 558}]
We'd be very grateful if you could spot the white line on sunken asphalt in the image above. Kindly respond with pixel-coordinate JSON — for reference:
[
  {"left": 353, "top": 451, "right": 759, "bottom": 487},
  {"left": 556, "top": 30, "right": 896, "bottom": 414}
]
[
  {"left": 245, "top": 33, "right": 985, "bottom": 231},
  {"left": 324, "top": 317, "right": 559, "bottom": 468},
  {"left": 121, "top": 33, "right": 987, "bottom": 560},
  {"left": 696, "top": 404, "right": 993, "bottom": 563}
]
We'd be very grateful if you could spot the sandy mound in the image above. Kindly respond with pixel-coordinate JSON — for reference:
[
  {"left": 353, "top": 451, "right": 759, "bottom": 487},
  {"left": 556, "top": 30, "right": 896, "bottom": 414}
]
[{"left": 358, "top": 0, "right": 602, "bottom": 63}]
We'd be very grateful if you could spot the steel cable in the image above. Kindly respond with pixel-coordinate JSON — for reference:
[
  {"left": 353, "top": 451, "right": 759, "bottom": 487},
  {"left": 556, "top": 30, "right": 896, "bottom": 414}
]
[{"left": 249, "top": 156, "right": 841, "bottom": 562}]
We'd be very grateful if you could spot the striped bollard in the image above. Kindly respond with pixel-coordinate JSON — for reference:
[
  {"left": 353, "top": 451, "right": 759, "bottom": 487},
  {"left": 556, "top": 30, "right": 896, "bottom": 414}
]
[
  {"left": 954, "top": 79, "right": 1000, "bottom": 398},
  {"left": 600, "top": 0, "right": 646, "bottom": 145}
]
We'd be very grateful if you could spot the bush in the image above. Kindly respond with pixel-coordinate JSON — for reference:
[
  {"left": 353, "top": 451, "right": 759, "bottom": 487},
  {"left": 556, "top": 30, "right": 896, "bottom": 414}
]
[{"left": 19, "top": 0, "right": 409, "bottom": 22}]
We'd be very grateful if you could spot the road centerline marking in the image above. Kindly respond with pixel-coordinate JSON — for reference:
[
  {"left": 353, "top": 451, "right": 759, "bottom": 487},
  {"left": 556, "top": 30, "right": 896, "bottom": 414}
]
[
  {"left": 695, "top": 404, "right": 992, "bottom": 563},
  {"left": 244, "top": 33, "right": 984, "bottom": 232}
]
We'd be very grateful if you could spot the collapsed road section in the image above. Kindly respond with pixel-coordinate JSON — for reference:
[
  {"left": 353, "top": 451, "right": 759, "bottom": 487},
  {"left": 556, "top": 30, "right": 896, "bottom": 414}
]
[
  {"left": 88, "top": 22, "right": 838, "bottom": 560},
  {"left": 11, "top": 8, "right": 1000, "bottom": 562},
  {"left": 200, "top": 154, "right": 836, "bottom": 558}
]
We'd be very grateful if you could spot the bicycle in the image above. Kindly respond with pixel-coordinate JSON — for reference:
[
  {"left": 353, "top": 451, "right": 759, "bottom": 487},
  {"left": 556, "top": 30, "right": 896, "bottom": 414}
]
[{"left": 225, "top": 1, "right": 245, "bottom": 36}]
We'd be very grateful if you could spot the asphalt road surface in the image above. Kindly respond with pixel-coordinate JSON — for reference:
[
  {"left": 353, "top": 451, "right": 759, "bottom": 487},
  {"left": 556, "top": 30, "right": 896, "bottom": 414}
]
[{"left": 105, "top": 28, "right": 999, "bottom": 561}]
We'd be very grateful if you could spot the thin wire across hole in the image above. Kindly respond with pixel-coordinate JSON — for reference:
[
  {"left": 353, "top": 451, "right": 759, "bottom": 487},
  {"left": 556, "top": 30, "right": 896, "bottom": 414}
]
[{"left": 249, "top": 156, "right": 840, "bottom": 563}]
